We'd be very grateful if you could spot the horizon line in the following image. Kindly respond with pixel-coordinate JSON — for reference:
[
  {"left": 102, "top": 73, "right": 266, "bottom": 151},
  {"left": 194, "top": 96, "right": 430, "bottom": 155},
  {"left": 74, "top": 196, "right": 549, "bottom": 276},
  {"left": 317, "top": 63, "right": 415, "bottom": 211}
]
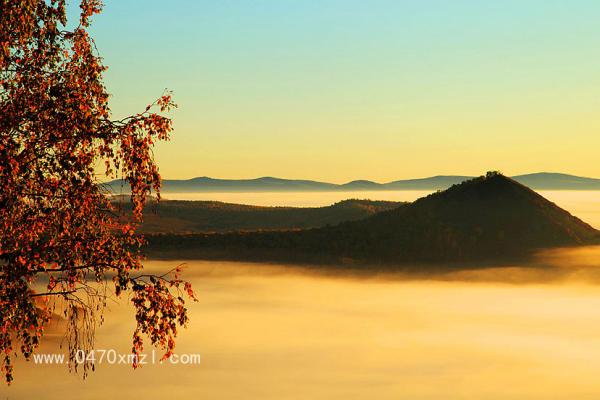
[{"left": 104, "top": 171, "right": 600, "bottom": 185}]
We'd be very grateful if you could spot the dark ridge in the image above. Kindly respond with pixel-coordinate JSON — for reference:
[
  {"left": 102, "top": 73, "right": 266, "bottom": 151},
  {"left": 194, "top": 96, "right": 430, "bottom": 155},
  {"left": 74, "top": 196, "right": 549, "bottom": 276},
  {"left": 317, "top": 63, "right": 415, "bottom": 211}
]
[
  {"left": 126, "top": 199, "right": 405, "bottom": 233},
  {"left": 145, "top": 173, "right": 600, "bottom": 266}
]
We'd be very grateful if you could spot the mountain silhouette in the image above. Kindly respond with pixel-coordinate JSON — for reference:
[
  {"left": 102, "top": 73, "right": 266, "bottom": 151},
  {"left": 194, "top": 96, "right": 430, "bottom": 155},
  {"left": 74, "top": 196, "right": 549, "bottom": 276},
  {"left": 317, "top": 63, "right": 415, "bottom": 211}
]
[
  {"left": 146, "top": 173, "right": 600, "bottom": 265},
  {"left": 108, "top": 172, "right": 600, "bottom": 193},
  {"left": 384, "top": 175, "right": 473, "bottom": 190},
  {"left": 511, "top": 172, "right": 600, "bottom": 190}
]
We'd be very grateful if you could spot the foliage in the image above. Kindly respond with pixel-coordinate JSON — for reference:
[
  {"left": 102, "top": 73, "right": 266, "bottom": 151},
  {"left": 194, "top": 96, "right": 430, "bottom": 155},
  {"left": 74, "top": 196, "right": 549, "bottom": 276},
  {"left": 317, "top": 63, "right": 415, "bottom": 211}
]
[{"left": 0, "top": 0, "right": 195, "bottom": 383}]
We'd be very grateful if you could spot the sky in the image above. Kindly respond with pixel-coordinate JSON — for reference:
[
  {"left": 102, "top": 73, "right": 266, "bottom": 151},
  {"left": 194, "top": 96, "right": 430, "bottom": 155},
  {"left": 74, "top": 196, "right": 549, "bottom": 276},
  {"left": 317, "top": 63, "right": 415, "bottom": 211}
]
[{"left": 88, "top": 0, "right": 600, "bottom": 183}]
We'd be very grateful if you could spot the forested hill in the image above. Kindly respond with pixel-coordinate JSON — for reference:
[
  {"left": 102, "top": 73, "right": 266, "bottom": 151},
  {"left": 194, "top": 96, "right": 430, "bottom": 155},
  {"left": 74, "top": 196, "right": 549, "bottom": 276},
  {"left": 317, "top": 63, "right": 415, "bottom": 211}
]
[
  {"left": 145, "top": 173, "right": 600, "bottom": 265},
  {"left": 129, "top": 199, "right": 404, "bottom": 233}
]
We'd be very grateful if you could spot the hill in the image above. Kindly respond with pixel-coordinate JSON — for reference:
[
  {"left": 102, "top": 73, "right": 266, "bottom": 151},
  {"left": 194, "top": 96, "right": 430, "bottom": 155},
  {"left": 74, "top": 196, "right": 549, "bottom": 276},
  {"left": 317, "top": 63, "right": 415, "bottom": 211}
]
[
  {"left": 107, "top": 172, "right": 600, "bottom": 193},
  {"left": 384, "top": 175, "right": 472, "bottom": 190},
  {"left": 145, "top": 173, "right": 600, "bottom": 265},
  {"left": 125, "top": 176, "right": 337, "bottom": 192},
  {"left": 127, "top": 199, "right": 404, "bottom": 233},
  {"left": 512, "top": 172, "right": 600, "bottom": 190}
]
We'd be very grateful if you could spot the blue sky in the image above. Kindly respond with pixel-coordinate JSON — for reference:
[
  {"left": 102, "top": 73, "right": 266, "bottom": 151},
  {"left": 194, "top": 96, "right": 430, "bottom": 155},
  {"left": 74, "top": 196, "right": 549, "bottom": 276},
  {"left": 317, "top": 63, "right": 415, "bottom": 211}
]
[{"left": 85, "top": 1, "right": 600, "bottom": 181}]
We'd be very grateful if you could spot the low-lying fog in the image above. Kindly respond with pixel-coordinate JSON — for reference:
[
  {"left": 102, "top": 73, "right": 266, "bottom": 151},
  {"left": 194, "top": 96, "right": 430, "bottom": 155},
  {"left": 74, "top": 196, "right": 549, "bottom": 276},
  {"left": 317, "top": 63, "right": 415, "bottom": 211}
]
[
  {"left": 7, "top": 245, "right": 600, "bottom": 400},
  {"left": 6, "top": 191, "right": 600, "bottom": 399}
]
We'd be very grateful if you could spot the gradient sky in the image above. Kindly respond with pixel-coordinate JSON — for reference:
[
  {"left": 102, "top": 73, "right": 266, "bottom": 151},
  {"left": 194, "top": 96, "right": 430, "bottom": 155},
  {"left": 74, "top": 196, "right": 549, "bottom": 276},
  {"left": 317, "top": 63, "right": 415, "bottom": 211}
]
[{"left": 88, "top": 0, "right": 600, "bottom": 182}]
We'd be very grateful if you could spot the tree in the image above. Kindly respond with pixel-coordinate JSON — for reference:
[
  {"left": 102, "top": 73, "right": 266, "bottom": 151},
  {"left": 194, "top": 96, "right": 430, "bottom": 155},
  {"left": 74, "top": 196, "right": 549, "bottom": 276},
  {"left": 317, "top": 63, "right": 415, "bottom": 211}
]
[{"left": 0, "top": 0, "right": 196, "bottom": 383}]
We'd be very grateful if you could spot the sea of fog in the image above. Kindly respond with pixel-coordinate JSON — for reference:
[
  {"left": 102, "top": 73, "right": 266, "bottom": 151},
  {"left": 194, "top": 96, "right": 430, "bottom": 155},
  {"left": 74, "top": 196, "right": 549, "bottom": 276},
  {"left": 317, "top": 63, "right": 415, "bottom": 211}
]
[
  {"left": 8, "top": 251, "right": 600, "bottom": 400},
  {"left": 6, "top": 191, "right": 600, "bottom": 399}
]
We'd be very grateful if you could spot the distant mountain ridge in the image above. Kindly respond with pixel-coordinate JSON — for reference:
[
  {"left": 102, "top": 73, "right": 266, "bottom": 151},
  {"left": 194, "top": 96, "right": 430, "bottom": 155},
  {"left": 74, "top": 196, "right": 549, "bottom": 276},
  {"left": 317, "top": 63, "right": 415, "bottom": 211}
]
[{"left": 107, "top": 172, "right": 600, "bottom": 193}]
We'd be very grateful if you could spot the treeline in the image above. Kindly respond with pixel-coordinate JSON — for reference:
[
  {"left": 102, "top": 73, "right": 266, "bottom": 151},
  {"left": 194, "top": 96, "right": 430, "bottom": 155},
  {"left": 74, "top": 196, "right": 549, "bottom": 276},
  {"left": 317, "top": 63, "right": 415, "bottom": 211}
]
[{"left": 117, "top": 198, "right": 404, "bottom": 233}]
